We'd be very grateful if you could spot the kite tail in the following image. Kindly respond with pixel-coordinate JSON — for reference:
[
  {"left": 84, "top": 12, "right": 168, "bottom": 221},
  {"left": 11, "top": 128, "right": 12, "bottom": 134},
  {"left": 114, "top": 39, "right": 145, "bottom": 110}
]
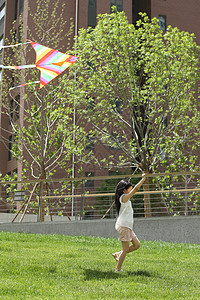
[
  {"left": 0, "top": 64, "right": 36, "bottom": 69},
  {"left": 0, "top": 41, "right": 31, "bottom": 50},
  {"left": 9, "top": 81, "right": 40, "bottom": 91}
]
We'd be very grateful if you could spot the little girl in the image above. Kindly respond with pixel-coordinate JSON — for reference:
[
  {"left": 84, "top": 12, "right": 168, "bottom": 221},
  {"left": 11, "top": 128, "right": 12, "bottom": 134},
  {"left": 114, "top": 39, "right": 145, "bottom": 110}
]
[{"left": 113, "top": 173, "right": 146, "bottom": 272}]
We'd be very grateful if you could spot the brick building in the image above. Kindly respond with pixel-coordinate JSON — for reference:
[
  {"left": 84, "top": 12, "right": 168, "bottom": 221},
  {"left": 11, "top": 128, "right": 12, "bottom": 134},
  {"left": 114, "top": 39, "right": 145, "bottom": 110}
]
[
  {"left": 0, "top": 0, "right": 200, "bottom": 215},
  {"left": 1, "top": 0, "right": 200, "bottom": 179}
]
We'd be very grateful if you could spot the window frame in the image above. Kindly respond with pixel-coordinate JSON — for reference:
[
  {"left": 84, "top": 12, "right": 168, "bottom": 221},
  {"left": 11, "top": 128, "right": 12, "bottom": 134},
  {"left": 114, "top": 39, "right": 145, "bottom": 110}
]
[
  {"left": 85, "top": 172, "right": 94, "bottom": 188},
  {"left": 159, "top": 15, "right": 166, "bottom": 31},
  {"left": 110, "top": 0, "right": 123, "bottom": 12},
  {"left": 8, "top": 135, "right": 12, "bottom": 161}
]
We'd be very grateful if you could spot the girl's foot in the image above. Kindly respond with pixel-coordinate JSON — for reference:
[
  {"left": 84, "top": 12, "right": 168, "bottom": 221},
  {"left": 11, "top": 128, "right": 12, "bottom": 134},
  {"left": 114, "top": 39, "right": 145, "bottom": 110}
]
[
  {"left": 112, "top": 251, "right": 121, "bottom": 262},
  {"left": 115, "top": 268, "right": 124, "bottom": 273},
  {"left": 112, "top": 252, "right": 119, "bottom": 262}
]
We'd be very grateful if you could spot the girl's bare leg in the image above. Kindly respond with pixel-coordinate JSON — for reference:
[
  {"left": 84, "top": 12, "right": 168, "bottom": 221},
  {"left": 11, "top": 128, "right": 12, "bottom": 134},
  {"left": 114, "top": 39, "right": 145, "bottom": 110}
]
[
  {"left": 115, "top": 241, "right": 129, "bottom": 271},
  {"left": 127, "top": 236, "right": 140, "bottom": 253},
  {"left": 115, "top": 237, "right": 140, "bottom": 271}
]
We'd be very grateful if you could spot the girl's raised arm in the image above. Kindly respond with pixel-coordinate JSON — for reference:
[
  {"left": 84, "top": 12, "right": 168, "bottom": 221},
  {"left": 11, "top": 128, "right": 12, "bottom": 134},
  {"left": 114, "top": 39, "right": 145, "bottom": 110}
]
[{"left": 121, "top": 173, "right": 146, "bottom": 203}]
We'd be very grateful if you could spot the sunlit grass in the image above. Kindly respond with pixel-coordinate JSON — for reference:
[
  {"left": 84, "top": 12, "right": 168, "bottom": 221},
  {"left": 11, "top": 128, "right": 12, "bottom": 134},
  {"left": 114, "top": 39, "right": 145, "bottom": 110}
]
[{"left": 0, "top": 232, "right": 200, "bottom": 299}]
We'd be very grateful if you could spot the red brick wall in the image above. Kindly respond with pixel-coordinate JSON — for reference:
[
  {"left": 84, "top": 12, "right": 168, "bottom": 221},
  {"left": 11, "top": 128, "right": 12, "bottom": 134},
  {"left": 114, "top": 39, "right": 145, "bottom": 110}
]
[{"left": 152, "top": 0, "right": 200, "bottom": 42}]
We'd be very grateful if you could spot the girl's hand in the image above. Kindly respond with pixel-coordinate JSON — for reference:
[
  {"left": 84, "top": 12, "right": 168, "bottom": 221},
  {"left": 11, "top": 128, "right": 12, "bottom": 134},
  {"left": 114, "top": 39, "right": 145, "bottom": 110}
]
[{"left": 142, "top": 172, "right": 146, "bottom": 179}]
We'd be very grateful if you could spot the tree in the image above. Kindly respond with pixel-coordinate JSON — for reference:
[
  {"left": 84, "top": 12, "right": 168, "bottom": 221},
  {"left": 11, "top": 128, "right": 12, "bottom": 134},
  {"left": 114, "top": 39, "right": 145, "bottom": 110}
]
[
  {"left": 75, "top": 10, "right": 200, "bottom": 217},
  {"left": 0, "top": 0, "right": 86, "bottom": 221}
]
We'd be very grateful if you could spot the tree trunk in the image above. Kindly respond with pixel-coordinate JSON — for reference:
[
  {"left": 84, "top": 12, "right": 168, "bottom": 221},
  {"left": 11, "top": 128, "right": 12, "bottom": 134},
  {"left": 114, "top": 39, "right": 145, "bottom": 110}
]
[
  {"left": 39, "top": 161, "right": 46, "bottom": 222},
  {"left": 40, "top": 178, "right": 46, "bottom": 222},
  {"left": 41, "top": 183, "right": 45, "bottom": 222},
  {"left": 143, "top": 173, "right": 152, "bottom": 217},
  {"left": 38, "top": 181, "right": 45, "bottom": 222}
]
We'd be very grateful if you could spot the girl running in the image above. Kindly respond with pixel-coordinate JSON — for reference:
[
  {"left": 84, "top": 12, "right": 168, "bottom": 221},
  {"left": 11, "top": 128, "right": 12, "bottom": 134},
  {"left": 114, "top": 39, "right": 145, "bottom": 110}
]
[{"left": 113, "top": 173, "right": 146, "bottom": 272}]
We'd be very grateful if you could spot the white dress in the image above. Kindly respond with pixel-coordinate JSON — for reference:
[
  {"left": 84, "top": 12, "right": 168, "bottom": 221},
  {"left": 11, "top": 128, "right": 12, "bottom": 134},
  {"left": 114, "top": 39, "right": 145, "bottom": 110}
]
[{"left": 115, "top": 194, "right": 134, "bottom": 230}]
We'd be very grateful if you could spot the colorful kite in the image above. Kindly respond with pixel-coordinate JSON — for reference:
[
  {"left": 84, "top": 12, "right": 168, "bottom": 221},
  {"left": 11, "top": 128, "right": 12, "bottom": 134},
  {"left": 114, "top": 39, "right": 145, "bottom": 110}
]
[{"left": 0, "top": 40, "right": 78, "bottom": 89}]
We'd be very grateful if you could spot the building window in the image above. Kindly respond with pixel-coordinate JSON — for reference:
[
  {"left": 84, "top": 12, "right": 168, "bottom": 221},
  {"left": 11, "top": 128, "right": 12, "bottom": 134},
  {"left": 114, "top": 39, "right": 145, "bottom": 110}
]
[
  {"left": 13, "top": 169, "right": 18, "bottom": 191},
  {"left": 88, "top": 0, "right": 96, "bottom": 28},
  {"left": 110, "top": 98, "right": 122, "bottom": 113},
  {"left": 132, "top": 0, "right": 138, "bottom": 25},
  {"left": 13, "top": 30, "right": 17, "bottom": 44},
  {"left": 85, "top": 172, "right": 94, "bottom": 188},
  {"left": 9, "top": 99, "right": 14, "bottom": 124},
  {"left": 0, "top": 3, "right": 5, "bottom": 21},
  {"left": 0, "top": 3, "right": 5, "bottom": 55},
  {"left": 20, "top": 0, "right": 24, "bottom": 14},
  {"left": 13, "top": 168, "right": 18, "bottom": 178},
  {"left": 8, "top": 135, "right": 12, "bottom": 161},
  {"left": 0, "top": 34, "right": 3, "bottom": 57},
  {"left": 9, "top": 95, "right": 20, "bottom": 122},
  {"left": 15, "top": 95, "right": 20, "bottom": 120},
  {"left": 86, "top": 135, "right": 94, "bottom": 151},
  {"left": 11, "top": 72, "right": 15, "bottom": 87},
  {"left": 109, "top": 135, "right": 122, "bottom": 150},
  {"left": 0, "top": 35, "right": 3, "bottom": 46},
  {"left": 18, "top": 25, "right": 23, "bottom": 43},
  {"left": 108, "top": 170, "right": 121, "bottom": 176},
  {"left": 14, "top": 0, "right": 18, "bottom": 20},
  {"left": 110, "top": 0, "right": 123, "bottom": 12},
  {"left": 6, "top": 171, "right": 11, "bottom": 198},
  {"left": 86, "top": 96, "right": 95, "bottom": 111},
  {"left": 163, "top": 117, "right": 167, "bottom": 129},
  {"left": 159, "top": 15, "right": 166, "bottom": 31},
  {"left": 115, "top": 99, "right": 122, "bottom": 114}
]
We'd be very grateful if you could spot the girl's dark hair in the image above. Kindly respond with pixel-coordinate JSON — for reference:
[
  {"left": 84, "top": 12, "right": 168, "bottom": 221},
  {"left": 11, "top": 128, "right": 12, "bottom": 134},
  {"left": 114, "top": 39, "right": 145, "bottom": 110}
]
[{"left": 115, "top": 180, "right": 132, "bottom": 215}]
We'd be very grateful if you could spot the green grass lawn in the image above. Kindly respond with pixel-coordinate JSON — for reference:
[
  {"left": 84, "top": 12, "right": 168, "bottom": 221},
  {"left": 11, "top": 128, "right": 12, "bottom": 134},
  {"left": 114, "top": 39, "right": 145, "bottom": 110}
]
[{"left": 0, "top": 232, "right": 200, "bottom": 299}]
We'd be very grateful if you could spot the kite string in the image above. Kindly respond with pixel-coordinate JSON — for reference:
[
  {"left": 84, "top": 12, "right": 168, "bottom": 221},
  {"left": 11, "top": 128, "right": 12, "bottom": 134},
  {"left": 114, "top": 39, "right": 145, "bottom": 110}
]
[
  {"left": 9, "top": 81, "right": 40, "bottom": 92},
  {"left": 0, "top": 41, "right": 38, "bottom": 90}
]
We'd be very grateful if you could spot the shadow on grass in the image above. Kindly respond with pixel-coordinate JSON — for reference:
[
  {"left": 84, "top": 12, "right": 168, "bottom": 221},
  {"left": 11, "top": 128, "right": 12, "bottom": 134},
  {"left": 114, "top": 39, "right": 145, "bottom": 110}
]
[
  {"left": 127, "top": 270, "right": 152, "bottom": 277},
  {"left": 83, "top": 268, "right": 154, "bottom": 280}
]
